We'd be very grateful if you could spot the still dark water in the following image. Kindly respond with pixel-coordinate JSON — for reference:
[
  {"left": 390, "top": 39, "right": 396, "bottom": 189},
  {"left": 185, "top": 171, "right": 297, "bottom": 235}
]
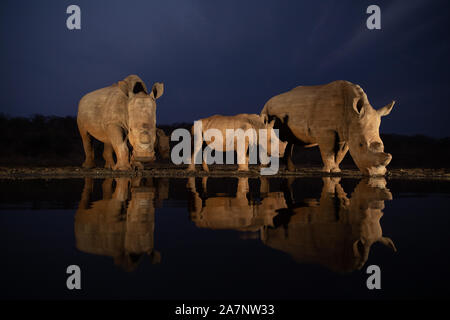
[{"left": 0, "top": 176, "right": 449, "bottom": 300}]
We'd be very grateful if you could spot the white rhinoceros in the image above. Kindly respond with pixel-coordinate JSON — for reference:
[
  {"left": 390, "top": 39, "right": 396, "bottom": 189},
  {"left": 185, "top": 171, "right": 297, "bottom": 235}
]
[
  {"left": 77, "top": 75, "right": 164, "bottom": 170},
  {"left": 260, "top": 80, "right": 395, "bottom": 175},
  {"left": 188, "top": 114, "right": 287, "bottom": 172}
]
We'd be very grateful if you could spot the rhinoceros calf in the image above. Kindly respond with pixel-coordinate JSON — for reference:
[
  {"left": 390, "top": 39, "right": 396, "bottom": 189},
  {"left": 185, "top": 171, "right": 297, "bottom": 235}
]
[
  {"left": 261, "top": 80, "right": 395, "bottom": 175},
  {"left": 77, "top": 75, "right": 164, "bottom": 170},
  {"left": 187, "top": 177, "right": 284, "bottom": 232},
  {"left": 187, "top": 114, "right": 287, "bottom": 172}
]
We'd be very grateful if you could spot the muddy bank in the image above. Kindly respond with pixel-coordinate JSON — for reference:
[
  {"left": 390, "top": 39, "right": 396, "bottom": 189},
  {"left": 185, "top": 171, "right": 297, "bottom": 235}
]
[{"left": 1, "top": 165, "right": 450, "bottom": 180}]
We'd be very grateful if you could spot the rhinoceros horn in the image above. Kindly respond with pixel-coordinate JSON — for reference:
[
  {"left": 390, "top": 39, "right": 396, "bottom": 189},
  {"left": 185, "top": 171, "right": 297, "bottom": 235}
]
[{"left": 379, "top": 236, "right": 397, "bottom": 252}]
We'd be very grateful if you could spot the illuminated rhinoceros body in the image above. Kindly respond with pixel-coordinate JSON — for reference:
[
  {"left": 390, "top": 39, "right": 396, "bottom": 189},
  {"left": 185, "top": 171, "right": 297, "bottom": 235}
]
[{"left": 261, "top": 80, "right": 395, "bottom": 175}]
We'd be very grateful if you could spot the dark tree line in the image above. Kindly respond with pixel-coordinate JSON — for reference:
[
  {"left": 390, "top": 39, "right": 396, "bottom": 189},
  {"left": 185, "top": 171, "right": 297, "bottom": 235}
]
[{"left": 0, "top": 114, "right": 449, "bottom": 168}]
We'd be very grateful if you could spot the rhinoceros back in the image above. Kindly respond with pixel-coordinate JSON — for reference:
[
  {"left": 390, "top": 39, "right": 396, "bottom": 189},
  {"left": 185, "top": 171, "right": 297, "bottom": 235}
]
[
  {"left": 261, "top": 80, "right": 366, "bottom": 139},
  {"left": 77, "top": 84, "right": 129, "bottom": 136}
]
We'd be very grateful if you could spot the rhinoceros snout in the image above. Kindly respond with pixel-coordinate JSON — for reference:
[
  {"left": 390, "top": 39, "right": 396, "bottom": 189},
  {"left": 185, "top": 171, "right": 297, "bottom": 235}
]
[
  {"left": 370, "top": 141, "right": 383, "bottom": 152},
  {"left": 139, "top": 131, "right": 152, "bottom": 144},
  {"left": 133, "top": 152, "right": 156, "bottom": 162},
  {"left": 358, "top": 152, "right": 392, "bottom": 176},
  {"left": 379, "top": 152, "right": 392, "bottom": 167}
]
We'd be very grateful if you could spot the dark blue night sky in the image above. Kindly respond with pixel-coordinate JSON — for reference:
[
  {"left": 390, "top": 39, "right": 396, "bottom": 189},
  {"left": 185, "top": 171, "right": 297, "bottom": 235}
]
[{"left": 1, "top": 0, "right": 449, "bottom": 136}]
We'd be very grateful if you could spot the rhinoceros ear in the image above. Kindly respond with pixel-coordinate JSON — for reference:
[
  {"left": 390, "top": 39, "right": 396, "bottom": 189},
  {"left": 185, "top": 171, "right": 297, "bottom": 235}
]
[
  {"left": 377, "top": 101, "right": 395, "bottom": 117},
  {"left": 260, "top": 114, "right": 268, "bottom": 124},
  {"left": 353, "top": 239, "right": 364, "bottom": 257},
  {"left": 352, "top": 97, "right": 365, "bottom": 116},
  {"left": 151, "top": 82, "right": 164, "bottom": 100}
]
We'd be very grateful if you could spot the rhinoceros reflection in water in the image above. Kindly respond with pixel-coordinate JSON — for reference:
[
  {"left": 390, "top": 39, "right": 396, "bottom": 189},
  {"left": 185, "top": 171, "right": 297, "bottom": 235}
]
[
  {"left": 262, "top": 177, "right": 397, "bottom": 273},
  {"left": 75, "top": 177, "right": 168, "bottom": 271},
  {"left": 187, "top": 177, "right": 287, "bottom": 234}
]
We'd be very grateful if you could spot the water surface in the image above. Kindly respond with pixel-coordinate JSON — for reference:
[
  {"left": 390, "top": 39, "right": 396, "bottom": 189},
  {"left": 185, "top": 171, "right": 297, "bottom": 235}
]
[{"left": 0, "top": 177, "right": 449, "bottom": 299}]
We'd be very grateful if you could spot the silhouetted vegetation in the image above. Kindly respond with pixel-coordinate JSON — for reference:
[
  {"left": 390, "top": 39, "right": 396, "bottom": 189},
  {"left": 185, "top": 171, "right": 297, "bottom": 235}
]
[
  {"left": 0, "top": 114, "right": 84, "bottom": 166},
  {"left": 0, "top": 114, "right": 449, "bottom": 168}
]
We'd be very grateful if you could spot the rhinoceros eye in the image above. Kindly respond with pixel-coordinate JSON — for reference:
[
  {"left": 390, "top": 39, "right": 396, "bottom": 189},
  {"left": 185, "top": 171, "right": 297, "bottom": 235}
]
[{"left": 359, "top": 143, "right": 363, "bottom": 148}]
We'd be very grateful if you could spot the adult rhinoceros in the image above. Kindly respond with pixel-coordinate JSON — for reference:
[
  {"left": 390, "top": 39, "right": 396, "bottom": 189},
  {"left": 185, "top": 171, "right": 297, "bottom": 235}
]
[
  {"left": 260, "top": 80, "right": 395, "bottom": 175},
  {"left": 77, "top": 75, "right": 164, "bottom": 170}
]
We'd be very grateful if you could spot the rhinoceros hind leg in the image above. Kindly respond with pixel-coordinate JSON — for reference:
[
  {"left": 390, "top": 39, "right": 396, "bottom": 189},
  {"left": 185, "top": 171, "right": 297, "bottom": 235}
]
[
  {"left": 237, "top": 145, "right": 249, "bottom": 171},
  {"left": 103, "top": 143, "right": 115, "bottom": 169},
  {"left": 79, "top": 128, "right": 95, "bottom": 169}
]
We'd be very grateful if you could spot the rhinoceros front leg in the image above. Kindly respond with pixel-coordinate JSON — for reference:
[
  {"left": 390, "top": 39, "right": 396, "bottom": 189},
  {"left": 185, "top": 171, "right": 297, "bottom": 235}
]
[
  {"left": 284, "top": 143, "right": 296, "bottom": 171},
  {"left": 318, "top": 131, "right": 341, "bottom": 173},
  {"left": 334, "top": 142, "right": 349, "bottom": 172},
  {"left": 106, "top": 124, "right": 131, "bottom": 171}
]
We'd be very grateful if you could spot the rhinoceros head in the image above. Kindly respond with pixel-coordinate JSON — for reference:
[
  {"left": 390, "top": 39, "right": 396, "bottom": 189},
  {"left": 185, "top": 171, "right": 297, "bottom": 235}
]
[
  {"left": 125, "top": 79, "right": 164, "bottom": 162},
  {"left": 349, "top": 178, "right": 396, "bottom": 270},
  {"left": 347, "top": 94, "right": 395, "bottom": 176},
  {"left": 263, "top": 118, "right": 288, "bottom": 158}
]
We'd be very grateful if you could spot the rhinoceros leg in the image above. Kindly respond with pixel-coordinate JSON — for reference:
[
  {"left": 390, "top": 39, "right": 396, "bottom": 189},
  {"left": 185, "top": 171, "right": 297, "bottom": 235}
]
[
  {"left": 79, "top": 127, "right": 95, "bottom": 169},
  {"left": 105, "top": 124, "right": 131, "bottom": 171},
  {"left": 103, "top": 143, "right": 115, "bottom": 169},
  {"left": 334, "top": 142, "right": 349, "bottom": 172},
  {"left": 102, "top": 178, "right": 114, "bottom": 199},
  {"left": 284, "top": 143, "right": 296, "bottom": 171},
  {"left": 188, "top": 130, "right": 203, "bottom": 171},
  {"left": 201, "top": 176, "right": 208, "bottom": 191},
  {"left": 318, "top": 131, "right": 341, "bottom": 173},
  {"left": 186, "top": 177, "right": 202, "bottom": 217},
  {"left": 79, "top": 178, "right": 93, "bottom": 209},
  {"left": 237, "top": 140, "right": 249, "bottom": 171},
  {"left": 202, "top": 158, "right": 210, "bottom": 172}
]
